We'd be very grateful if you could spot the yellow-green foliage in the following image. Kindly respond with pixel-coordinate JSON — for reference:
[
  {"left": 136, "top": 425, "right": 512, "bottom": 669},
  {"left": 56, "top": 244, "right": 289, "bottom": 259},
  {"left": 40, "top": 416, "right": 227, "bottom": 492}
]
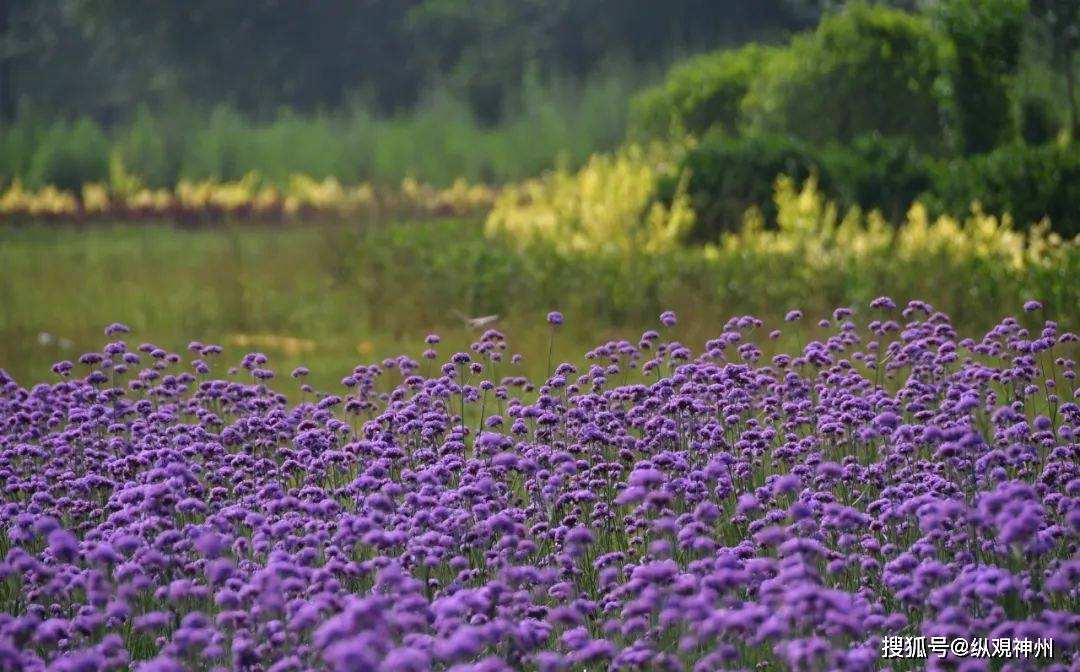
[
  {"left": 716, "top": 176, "right": 1072, "bottom": 271},
  {"left": 484, "top": 145, "right": 695, "bottom": 255},
  {"left": 0, "top": 173, "right": 497, "bottom": 221},
  {"left": 484, "top": 144, "right": 1072, "bottom": 272},
  {"left": 0, "top": 181, "right": 78, "bottom": 217}
]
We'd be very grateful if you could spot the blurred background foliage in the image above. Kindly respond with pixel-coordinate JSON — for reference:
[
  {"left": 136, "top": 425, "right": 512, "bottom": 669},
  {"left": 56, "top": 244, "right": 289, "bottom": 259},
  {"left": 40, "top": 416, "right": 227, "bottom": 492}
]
[
  {"left": 1, "top": 1, "right": 1076, "bottom": 195},
  {"left": 0, "top": 0, "right": 807, "bottom": 122},
  {"left": 1, "top": 0, "right": 1078, "bottom": 389}
]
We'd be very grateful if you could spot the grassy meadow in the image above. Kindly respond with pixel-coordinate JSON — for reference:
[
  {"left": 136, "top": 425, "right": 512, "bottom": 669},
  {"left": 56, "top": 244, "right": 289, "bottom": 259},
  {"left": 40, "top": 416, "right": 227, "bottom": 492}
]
[
  {"left": 0, "top": 219, "right": 620, "bottom": 394},
  {"left": 2, "top": 211, "right": 1075, "bottom": 398}
]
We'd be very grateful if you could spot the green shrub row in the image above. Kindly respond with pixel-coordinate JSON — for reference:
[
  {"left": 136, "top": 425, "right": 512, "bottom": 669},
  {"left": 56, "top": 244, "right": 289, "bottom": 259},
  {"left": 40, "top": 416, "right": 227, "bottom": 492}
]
[
  {"left": 0, "top": 69, "right": 640, "bottom": 190},
  {"left": 632, "top": 1, "right": 1067, "bottom": 156},
  {"left": 663, "top": 133, "right": 1080, "bottom": 240},
  {"left": 924, "top": 141, "right": 1080, "bottom": 237}
]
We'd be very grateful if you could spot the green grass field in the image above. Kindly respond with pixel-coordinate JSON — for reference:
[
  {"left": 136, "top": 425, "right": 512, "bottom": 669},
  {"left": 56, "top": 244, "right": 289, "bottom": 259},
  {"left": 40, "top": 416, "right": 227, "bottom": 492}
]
[
  {"left": 2, "top": 219, "right": 1076, "bottom": 396},
  {"left": 0, "top": 220, "right": 630, "bottom": 393}
]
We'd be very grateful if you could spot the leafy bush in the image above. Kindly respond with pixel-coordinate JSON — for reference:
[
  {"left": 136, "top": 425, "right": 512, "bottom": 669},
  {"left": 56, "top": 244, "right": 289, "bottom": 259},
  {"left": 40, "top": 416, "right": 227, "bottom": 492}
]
[
  {"left": 1020, "top": 95, "right": 1062, "bottom": 146},
  {"left": 823, "top": 134, "right": 936, "bottom": 221},
  {"left": 723, "top": 174, "right": 1072, "bottom": 275},
  {"left": 628, "top": 44, "right": 774, "bottom": 139},
  {"left": 485, "top": 145, "right": 695, "bottom": 255},
  {"left": 934, "top": 0, "right": 1027, "bottom": 153},
  {"left": 668, "top": 131, "right": 1078, "bottom": 240},
  {"left": 23, "top": 119, "right": 110, "bottom": 191},
  {"left": 0, "top": 115, "right": 46, "bottom": 186},
  {"left": 629, "top": 0, "right": 1053, "bottom": 161},
  {"left": 486, "top": 137, "right": 1077, "bottom": 278},
  {"left": 742, "top": 3, "right": 955, "bottom": 152},
  {"left": 115, "top": 106, "right": 189, "bottom": 189},
  {"left": 659, "top": 133, "right": 830, "bottom": 241},
  {"left": 927, "top": 141, "right": 1080, "bottom": 237}
]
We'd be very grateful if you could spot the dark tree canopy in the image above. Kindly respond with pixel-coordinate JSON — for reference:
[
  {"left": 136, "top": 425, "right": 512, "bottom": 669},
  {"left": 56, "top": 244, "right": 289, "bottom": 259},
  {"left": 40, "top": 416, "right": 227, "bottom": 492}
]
[{"left": 0, "top": 0, "right": 814, "bottom": 124}]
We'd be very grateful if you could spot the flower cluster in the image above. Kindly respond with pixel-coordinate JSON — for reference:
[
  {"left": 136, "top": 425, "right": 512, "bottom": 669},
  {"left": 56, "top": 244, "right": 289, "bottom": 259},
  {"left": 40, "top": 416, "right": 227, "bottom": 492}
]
[
  {"left": 0, "top": 176, "right": 495, "bottom": 224},
  {"left": 0, "top": 301, "right": 1077, "bottom": 671}
]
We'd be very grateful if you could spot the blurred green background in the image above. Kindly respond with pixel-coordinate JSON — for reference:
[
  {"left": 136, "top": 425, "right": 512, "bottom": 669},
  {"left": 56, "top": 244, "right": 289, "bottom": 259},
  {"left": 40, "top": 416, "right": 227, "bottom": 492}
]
[
  {"left": 2, "top": 218, "right": 1075, "bottom": 393},
  {"left": 2, "top": 0, "right": 1076, "bottom": 192},
  {"left": 1, "top": 0, "right": 1077, "bottom": 389}
]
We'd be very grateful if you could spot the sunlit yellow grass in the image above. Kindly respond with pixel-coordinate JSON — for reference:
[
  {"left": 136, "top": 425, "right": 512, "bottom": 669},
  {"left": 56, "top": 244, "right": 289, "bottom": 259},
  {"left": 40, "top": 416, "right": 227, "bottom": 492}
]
[
  {"left": 485, "top": 145, "right": 695, "bottom": 255},
  {"left": 487, "top": 149, "right": 1073, "bottom": 271},
  {"left": 715, "top": 176, "right": 1070, "bottom": 272},
  {"left": 0, "top": 174, "right": 497, "bottom": 220}
]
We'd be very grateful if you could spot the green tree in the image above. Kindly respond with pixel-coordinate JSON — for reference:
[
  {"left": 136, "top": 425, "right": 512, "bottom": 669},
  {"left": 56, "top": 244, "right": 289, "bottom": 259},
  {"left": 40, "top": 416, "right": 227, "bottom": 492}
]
[
  {"left": 935, "top": 0, "right": 1027, "bottom": 154},
  {"left": 407, "top": 0, "right": 808, "bottom": 124},
  {"left": 1030, "top": 0, "right": 1080, "bottom": 137},
  {"left": 73, "top": 0, "right": 426, "bottom": 116},
  {"left": 743, "top": 3, "right": 956, "bottom": 152},
  {"left": 629, "top": 44, "right": 775, "bottom": 138}
]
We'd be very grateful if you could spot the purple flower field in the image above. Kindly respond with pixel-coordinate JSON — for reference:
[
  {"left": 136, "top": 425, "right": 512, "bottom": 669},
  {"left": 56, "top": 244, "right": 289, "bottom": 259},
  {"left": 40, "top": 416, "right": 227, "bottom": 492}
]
[{"left": 0, "top": 299, "right": 1077, "bottom": 671}]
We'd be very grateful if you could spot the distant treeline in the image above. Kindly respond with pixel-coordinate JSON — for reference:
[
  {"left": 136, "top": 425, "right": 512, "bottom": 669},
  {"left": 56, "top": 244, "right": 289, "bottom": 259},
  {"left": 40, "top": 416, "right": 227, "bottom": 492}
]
[
  {"left": 0, "top": 72, "right": 642, "bottom": 189},
  {"left": 1, "top": 0, "right": 1077, "bottom": 237},
  {"left": 0, "top": 0, "right": 826, "bottom": 124}
]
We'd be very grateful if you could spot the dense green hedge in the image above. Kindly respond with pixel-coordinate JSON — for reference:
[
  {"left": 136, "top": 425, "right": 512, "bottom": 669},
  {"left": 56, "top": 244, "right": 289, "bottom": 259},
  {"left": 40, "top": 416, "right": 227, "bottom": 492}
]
[
  {"left": 633, "top": 1, "right": 1040, "bottom": 159},
  {"left": 926, "top": 142, "right": 1080, "bottom": 237},
  {"left": 823, "top": 135, "right": 937, "bottom": 223},
  {"left": 666, "top": 133, "right": 1080, "bottom": 240},
  {"left": 743, "top": 4, "right": 955, "bottom": 152},
  {"left": 934, "top": 0, "right": 1028, "bottom": 153},
  {"left": 629, "top": 44, "right": 773, "bottom": 139},
  {"left": 658, "top": 134, "right": 826, "bottom": 242},
  {"left": 639, "top": 0, "right": 1075, "bottom": 241},
  {"left": 633, "top": 4, "right": 957, "bottom": 151}
]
